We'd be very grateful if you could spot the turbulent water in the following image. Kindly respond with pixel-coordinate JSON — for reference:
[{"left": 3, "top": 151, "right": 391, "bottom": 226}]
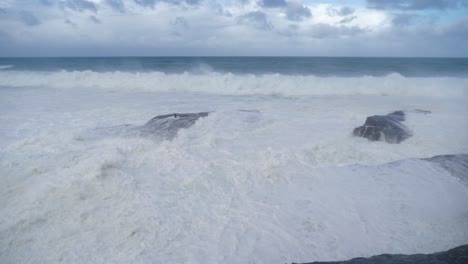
[{"left": 1, "top": 57, "right": 468, "bottom": 264}]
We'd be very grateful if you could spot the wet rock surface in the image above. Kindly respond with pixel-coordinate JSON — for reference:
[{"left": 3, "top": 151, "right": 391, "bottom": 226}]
[
  {"left": 353, "top": 111, "right": 412, "bottom": 143},
  {"left": 90, "top": 112, "right": 210, "bottom": 140},
  {"left": 297, "top": 244, "right": 468, "bottom": 264},
  {"left": 139, "top": 112, "right": 210, "bottom": 140}
]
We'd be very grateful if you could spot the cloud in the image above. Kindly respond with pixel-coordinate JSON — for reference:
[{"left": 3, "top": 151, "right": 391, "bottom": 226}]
[
  {"left": 134, "top": 0, "right": 157, "bottom": 8},
  {"left": 392, "top": 13, "right": 415, "bottom": 26},
  {"left": 19, "top": 11, "right": 41, "bottom": 26},
  {"left": 65, "top": 19, "right": 77, "bottom": 28},
  {"left": 39, "top": 0, "right": 55, "bottom": 6},
  {"left": 89, "top": 15, "right": 101, "bottom": 24},
  {"left": 309, "top": 23, "right": 365, "bottom": 38},
  {"left": 237, "top": 11, "right": 273, "bottom": 30},
  {"left": 0, "top": 0, "right": 467, "bottom": 57},
  {"left": 171, "top": 16, "right": 189, "bottom": 35},
  {"left": 106, "top": 0, "right": 125, "bottom": 12},
  {"left": 367, "top": 0, "right": 467, "bottom": 10},
  {"left": 443, "top": 17, "right": 468, "bottom": 37},
  {"left": 328, "top": 6, "right": 355, "bottom": 16},
  {"left": 61, "top": 0, "right": 97, "bottom": 12},
  {"left": 340, "top": 16, "right": 356, "bottom": 24},
  {"left": 0, "top": 30, "right": 12, "bottom": 43},
  {"left": 259, "top": 0, "right": 288, "bottom": 8},
  {"left": 285, "top": 1, "right": 311, "bottom": 21},
  {"left": 0, "top": 9, "right": 41, "bottom": 26},
  {"left": 38, "top": 0, "right": 97, "bottom": 12},
  {"left": 133, "top": 0, "right": 201, "bottom": 8},
  {"left": 173, "top": 17, "right": 189, "bottom": 29}
]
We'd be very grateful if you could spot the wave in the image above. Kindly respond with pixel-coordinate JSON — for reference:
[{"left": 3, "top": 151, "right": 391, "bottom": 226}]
[
  {"left": 0, "top": 65, "right": 14, "bottom": 70},
  {"left": 0, "top": 70, "right": 467, "bottom": 97}
]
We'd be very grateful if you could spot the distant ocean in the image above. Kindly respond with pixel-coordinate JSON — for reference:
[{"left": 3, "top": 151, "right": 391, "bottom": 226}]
[
  {"left": 1, "top": 57, "right": 468, "bottom": 264},
  {"left": 1, "top": 57, "right": 468, "bottom": 76}
]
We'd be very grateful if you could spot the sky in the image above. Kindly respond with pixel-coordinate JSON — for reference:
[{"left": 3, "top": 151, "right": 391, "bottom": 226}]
[{"left": 0, "top": 0, "right": 467, "bottom": 57}]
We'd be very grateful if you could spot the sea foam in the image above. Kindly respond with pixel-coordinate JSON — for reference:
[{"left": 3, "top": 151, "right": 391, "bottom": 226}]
[{"left": 0, "top": 70, "right": 467, "bottom": 98}]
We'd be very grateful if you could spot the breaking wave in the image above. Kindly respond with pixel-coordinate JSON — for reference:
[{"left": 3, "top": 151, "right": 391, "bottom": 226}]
[
  {"left": 0, "top": 65, "right": 14, "bottom": 70},
  {"left": 0, "top": 70, "right": 467, "bottom": 97}
]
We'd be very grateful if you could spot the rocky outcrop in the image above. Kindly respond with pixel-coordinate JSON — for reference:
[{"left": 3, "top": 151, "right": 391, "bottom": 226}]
[
  {"left": 138, "top": 112, "right": 210, "bottom": 139},
  {"left": 90, "top": 112, "right": 210, "bottom": 140},
  {"left": 353, "top": 111, "right": 412, "bottom": 143},
  {"left": 297, "top": 244, "right": 468, "bottom": 264}
]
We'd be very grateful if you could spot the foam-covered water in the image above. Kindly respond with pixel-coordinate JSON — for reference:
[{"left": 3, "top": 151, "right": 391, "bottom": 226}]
[
  {"left": 1, "top": 57, "right": 468, "bottom": 264},
  {"left": 1, "top": 71, "right": 468, "bottom": 98}
]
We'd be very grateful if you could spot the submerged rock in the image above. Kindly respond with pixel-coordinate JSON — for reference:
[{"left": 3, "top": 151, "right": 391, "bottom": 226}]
[
  {"left": 89, "top": 112, "right": 210, "bottom": 140},
  {"left": 138, "top": 112, "right": 210, "bottom": 139},
  {"left": 353, "top": 111, "right": 412, "bottom": 143},
  {"left": 297, "top": 244, "right": 468, "bottom": 264}
]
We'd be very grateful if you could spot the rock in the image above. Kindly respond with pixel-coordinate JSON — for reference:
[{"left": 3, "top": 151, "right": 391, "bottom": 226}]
[
  {"left": 353, "top": 111, "right": 412, "bottom": 143},
  {"left": 297, "top": 244, "right": 468, "bottom": 264},
  {"left": 413, "top": 109, "right": 432, "bottom": 114},
  {"left": 138, "top": 112, "right": 210, "bottom": 140}
]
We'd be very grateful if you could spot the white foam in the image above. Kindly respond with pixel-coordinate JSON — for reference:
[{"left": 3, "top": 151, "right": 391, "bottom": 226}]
[
  {"left": 0, "top": 70, "right": 467, "bottom": 98},
  {"left": 1, "top": 81, "right": 468, "bottom": 264}
]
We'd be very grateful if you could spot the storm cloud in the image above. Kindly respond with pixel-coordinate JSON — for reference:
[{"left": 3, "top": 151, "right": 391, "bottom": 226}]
[
  {"left": 259, "top": 0, "right": 287, "bottom": 8},
  {"left": 0, "top": 0, "right": 466, "bottom": 56},
  {"left": 106, "top": 0, "right": 126, "bottom": 12},
  {"left": 237, "top": 11, "right": 273, "bottom": 30},
  {"left": 285, "top": 2, "right": 311, "bottom": 21},
  {"left": 367, "top": 0, "right": 467, "bottom": 10}
]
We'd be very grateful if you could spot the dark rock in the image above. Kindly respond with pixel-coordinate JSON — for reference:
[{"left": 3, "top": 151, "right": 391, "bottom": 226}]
[
  {"left": 89, "top": 112, "right": 210, "bottom": 140},
  {"left": 353, "top": 111, "right": 412, "bottom": 143},
  {"left": 296, "top": 244, "right": 468, "bottom": 264},
  {"left": 413, "top": 109, "right": 432, "bottom": 114},
  {"left": 138, "top": 112, "right": 210, "bottom": 140}
]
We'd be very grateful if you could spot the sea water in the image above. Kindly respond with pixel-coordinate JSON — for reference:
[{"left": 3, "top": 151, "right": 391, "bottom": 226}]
[{"left": 0, "top": 57, "right": 468, "bottom": 263}]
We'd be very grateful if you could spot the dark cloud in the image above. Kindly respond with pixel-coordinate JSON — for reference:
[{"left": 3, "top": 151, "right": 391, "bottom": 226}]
[
  {"left": 89, "top": 15, "right": 101, "bottom": 24},
  {"left": 42, "top": 0, "right": 98, "bottom": 12},
  {"left": 134, "top": 0, "right": 157, "bottom": 8},
  {"left": 19, "top": 11, "right": 41, "bottom": 26},
  {"left": 392, "top": 13, "right": 416, "bottom": 26},
  {"left": 106, "top": 0, "right": 126, "bottom": 12},
  {"left": 133, "top": 0, "right": 201, "bottom": 8},
  {"left": 286, "top": 2, "right": 311, "bottom": 21},
  {"left": 173, "top": 17, "right": 189, "bottom": 28},
  {"left": 184, "top": 0, "right": 201, "bottom": 5},
  {"left": 65, "top": 19, "right": 77, "bottom": 27},
  {"left": 67, "top": 0, "right": 97, "bottom": 12},
  {"left": 259, "top": 0, "right": 287, "bottom": 8},
  {"left": 328, "top": 6, "right": 355, "bottom": 16},
  {"left": 237, "top": 11, "right": 273, "bottom": 31},
  {"left": 0, "top": 9, "right": 41, "bottom": 26},
  {"left": 309, "top": 24, "right": 364, "bottom": 38},
  {"left": 367, "top": 0, "right": 467, "bottom": 10},
  {"left": 39, "top": 0, "right": 55, "bottom": 6},
  {"left": 171, "top": 17, "right": 189, "bottom": 36},
  {"left": 340, "top": 16, "right": 356, "bottom": 24}
]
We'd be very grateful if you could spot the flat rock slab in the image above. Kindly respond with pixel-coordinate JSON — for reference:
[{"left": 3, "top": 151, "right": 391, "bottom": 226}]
[
  {"left": 353, "top": 111, "right": 412, "bottom": 144},
  {"left": 139, "top": 112, "right": 210, "bottom": 140},
  {"left": 297, "top": 244, "right": 468, "bottom": 264}
]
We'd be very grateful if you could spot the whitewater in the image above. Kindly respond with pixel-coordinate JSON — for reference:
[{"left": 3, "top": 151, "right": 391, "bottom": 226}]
[{"left": 1, "top": 61, "right": 468, "bottom": 263}]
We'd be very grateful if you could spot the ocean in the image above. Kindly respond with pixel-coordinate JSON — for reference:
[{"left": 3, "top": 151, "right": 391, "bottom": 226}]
[{"left": 1, "top": 57, "right": 467, "bottom": 263}]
